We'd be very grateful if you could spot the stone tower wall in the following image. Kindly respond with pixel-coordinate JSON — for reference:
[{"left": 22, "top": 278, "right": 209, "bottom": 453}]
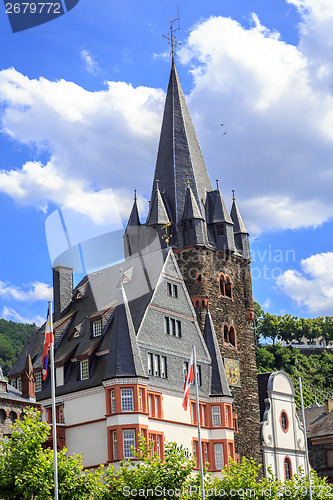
[{"left": 175, "top": 247, "right": 262, "bottom": 464}]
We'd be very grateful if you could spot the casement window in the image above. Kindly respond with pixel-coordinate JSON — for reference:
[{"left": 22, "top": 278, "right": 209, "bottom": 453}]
[
  {"left": 225, "top": 406, "right": 230, "bottom": 426},
  {"left": 164, "top": 316, "right": 170, "bottom": 334},
  {"left": 284, "top": 457, "right": 292, "bottom": 480},
  {"left": 164, "top": 316, "right": 181, "bottom": 337},
  {"left": 184, "top": 361, "right": 195, "bottom": 384},
  {"left": 228, "top": 443, "right": 233, "bottom": 458},
  {"left": 214, "top": 443, "right": 224, "bottom": 470},
  {"left": 93, "top": 319, "right": 102, "bottom": 337},
  {"left": 111, "top": 389, "right": 116, "bottom": 414},
  {"left": 223, "top": 325, "right": 237, "bottom": 348},
  {"left": 167, "top": 282, "right": 172, "bottom": 296},
  {"left": 148, "top": 392, "right": 162, "bottom": 418},
  {"left": 212, "top": 406, "right": 221, "bottom": 427},
  {"left": 196, "top": 365, "right": 202, "bottom": 386},
  {"left": 56, "top": 366, "right": 64, "bottom": 387},
  {"left": 123, "top": 429, "right": 135, "bottom": 458},
  {"left": 160, "top": 356, "right": 167, "bottom": 379},
  {"left": 173, "top": 284, "right": 178, "bottom": 298},
  {"left": 113, "top": 431, "right": 117, "bottom": 460},
  {"left": 148, "top": 353, "right": 153, "bottom": 375},
  {"left": 148, "top": 353, "right": 167, "bottom": 378},
  {"left": 225, "top": 275, "right": 232, "bottom": 299},
  {"left": 156, "top": 435, "right": 161, "bottom": 458},
  {"left": 17, "top": 377, "right": 22, "bottom": 392},
  {"left": 121, "top": 388, "right": 134, "bottom": 412},
  {"left": 80, "top": 359, "right": 89, "bottom": 380},
  {"left": 34, "top": 371, "right": 42, "bottom": 392},
  {"left": 200, "top": 404, "right": 206, "bottom": 426},
  {"left": 204, "top": 442, "right": 209, "bottom": 464},
  {"left": 139, "top": 389, "right": 143, "bottom": 411},
  {"left": 153, "top": 354, "right": 160, "bottom": 377},
  {"left": 58, "top": 406, "right": 64, "bottom": 424}
]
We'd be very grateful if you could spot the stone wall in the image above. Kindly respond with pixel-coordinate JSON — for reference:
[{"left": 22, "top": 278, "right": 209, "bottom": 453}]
[{"left": 175, "top": 247, "right": 262, "bottom": 465}]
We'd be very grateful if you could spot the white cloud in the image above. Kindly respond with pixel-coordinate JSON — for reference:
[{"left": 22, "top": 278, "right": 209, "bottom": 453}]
[
  {"left": 1, "top": 8, "right": 333, "bottom": 234},
  {"left": 80, "top": 49, "right": 99, "bottom": 74},
  {"left": 262, "top": 298, "right": 272, "bottom": 310},
  {"left": 1, "top": 306, "right": 44, "bottom": 326},
  {"left": 276, "top": 251, "right": 333, "bottom": 314},
  {"left": 0, "top": 280, "right": 52, "bottom": 302}
]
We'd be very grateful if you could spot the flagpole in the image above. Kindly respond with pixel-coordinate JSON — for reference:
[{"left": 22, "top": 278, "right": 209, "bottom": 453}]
[
  {"left": 193, "top": 345, "right": 205, "bottom": 500},
  {"left": 299, "top": 377, "right": 312, "bottom": 500},
  {"left": 49, "top": 301, "right": 59, "bottom": 500}
]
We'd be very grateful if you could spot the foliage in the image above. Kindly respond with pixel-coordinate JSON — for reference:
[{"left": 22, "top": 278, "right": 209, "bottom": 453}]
[
  {"left": 0, "top": 319, "right": 36, "bottom": 376},
  {"left": 0, "top": 408, "right": 104, "bottom": 499}
]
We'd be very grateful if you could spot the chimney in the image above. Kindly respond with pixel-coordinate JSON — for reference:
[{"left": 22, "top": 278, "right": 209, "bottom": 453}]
[
  {"left": 21, "top": 355, "right": 36, "bottom": 401},
  {"left": 325, "top": 399, "right": 333, "bottom": 414},
  {"left": 53, "top": 266, "right": 73, "bottom": 322}
]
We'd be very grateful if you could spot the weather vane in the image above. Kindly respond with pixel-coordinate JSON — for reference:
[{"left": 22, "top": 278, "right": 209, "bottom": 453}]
[{"left": 162, "top": 8, "right": 181, "bottom": 58}]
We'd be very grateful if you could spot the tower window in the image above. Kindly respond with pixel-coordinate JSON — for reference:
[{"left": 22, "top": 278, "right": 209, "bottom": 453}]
[
  {"left": 216, "top": 224, "right": 224, "bottom": 236},
  {"left": 224, "top": 325, "right": 229, "bottom": 344},
  {"left": 212, "top": 406, "right": 221, "bottom": 427},
  {"left": 229, "top": 327, "right": 236, "bottom": 347},
  {"left": 225, "top": 275, "right": 233, "bottom": 299},
  {"left": 111, "top": 389, "right": 116, "bottom": 413},
  {"left": 219, "top": 274, "right": 225, "bottom": 296}
]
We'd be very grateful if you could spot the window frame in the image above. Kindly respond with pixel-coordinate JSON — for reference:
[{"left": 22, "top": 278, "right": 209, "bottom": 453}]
[
  {"left": 34, "top": 371, "right": 42, "bottom": 392},
  {"left": 123, "top": 429, "right": 135, "bottom": 459},
  {"left": 212, "top": 406, "right": 221, "bottom": 427},
  {"left": 92, "top": 319, "right": 102, "bottom": 337},
  {"left": 121, "top": 388, "right": 134, "bottom": 412},
  {"left": 80, "top": 359, "right": 89, "bottom": 381}
]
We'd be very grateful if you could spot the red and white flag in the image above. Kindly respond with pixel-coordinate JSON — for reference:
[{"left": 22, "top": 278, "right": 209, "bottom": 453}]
[
  {"left": 182, "top": 350, "right": 194, "bottom": 410},
  {"left": 42, "top": 306, "right": 53, "bottom": 380}
]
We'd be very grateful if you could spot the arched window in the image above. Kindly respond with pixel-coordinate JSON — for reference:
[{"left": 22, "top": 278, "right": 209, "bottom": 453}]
[
  {"left": 284, "top": 456, "right": 292, "bottom": 480},
  {"left": 195, "top": 301, "right": 199, "bottom": 308},
  {"left": 223, "top": 325, "right": 229, "bottom": 344},
  {"left": 19, "top": 412, "right": 25, "bottom": 421},
  {"left": 219, "top": 274, "right": 225, "bottom": 296},
  {"left": 197, "top": 273, "right": 203, "bottom": 283},
  {"left": 9, "top": 411, "right": 17, "bottom": 423},
  {"left": 229, "top": 327, "right": 236, "bottom": 348},
  {"left": 225, "top": 275, "right": 233, "bottom": 299}
]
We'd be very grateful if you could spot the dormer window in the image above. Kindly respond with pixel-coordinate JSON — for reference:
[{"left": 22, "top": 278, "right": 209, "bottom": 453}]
[
  {"left": 80, "top": 359, "right": 89, "bottom": 380},
  {"left": 35, "top": 371, "right": 42, "bottom": 392},
  {"left": 93, "top": 320, "right": 102, "bottom": 337},
  {"left": 73, "top": 330, "right": 80, "bottom": 338}
]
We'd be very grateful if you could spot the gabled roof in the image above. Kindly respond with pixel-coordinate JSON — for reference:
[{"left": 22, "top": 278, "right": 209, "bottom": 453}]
[
  {"left": 183, "top": 185, "right": 204, "bottom": 220},
  {"left": 203, "top": 310, "right": 231, "bottom": 396},
  {"left": 230, "top": 198, "right": 248, "bottom": 234},
  {"left": 105, "top": 284, "right": 146, "bottom": 379},
  {"left": 150, "top": 59, "right": 213, "bottom": 225}
]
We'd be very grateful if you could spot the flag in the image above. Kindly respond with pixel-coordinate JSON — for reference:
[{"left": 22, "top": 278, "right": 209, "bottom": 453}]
[
  {"left": 182, "top": 350, "right": 194, "bottom": 410},
  {"left": 42, "top": 306, "right": 53, "bottom": 380}
]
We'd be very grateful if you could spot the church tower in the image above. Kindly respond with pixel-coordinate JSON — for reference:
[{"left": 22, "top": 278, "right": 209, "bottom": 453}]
[{"left": 125, "top": 57, "right": 262, "bottom": 463}]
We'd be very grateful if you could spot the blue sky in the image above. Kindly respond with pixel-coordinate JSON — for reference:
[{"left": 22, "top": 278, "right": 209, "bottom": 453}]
[{"left": 0, "top": 0, "right": 333, "bottom": 325}]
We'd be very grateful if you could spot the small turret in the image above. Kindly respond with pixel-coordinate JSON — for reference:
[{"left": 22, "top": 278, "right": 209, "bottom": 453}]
[
  {"left": 230, "top": 191, "right": 250, "bottom": 260},
  {"left": 182, "top": 182, "right": 207, "bottom": 247},
  {"left": 124, "top": 190, "right": 142, "bottom": 258},
  {"left": 206, "top": 180, "right": 235, "bottom": 253}
]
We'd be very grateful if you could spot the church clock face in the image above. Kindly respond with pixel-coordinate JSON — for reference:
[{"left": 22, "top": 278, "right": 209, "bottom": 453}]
[{"left": 224, "top": 358, "right": 241, "bottom": 387}]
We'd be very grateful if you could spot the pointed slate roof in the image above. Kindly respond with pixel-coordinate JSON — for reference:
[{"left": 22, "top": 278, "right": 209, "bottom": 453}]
[
  {"left": 125, "top": 198, "right": 141, "bottom": 230},
  {"left": 104, "top": 282, "right": 146, "bottom": 379},
  {"left": 203, "top": 309, "right": 231, "bottom": 396},
  {"left": 230, "top": 198, "right": 248, "bottom": 234},
  {"left": 151, "top": 59, "right": 213, "bottom": 224},
  {"left": 182, "top": 185, "right": 204, "bottom": 220},
  {"left": 206, "top": 190, "right": 233, "bottom": 225},
  {"left": 146, "top": 183, "right": 170, "bottom": 226}
]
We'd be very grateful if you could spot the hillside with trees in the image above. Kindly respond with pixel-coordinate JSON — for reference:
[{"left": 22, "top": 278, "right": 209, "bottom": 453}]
[
  {"left": 255, "top": 302, "right": 333, "bottom": 408},
  {"left": 0, "top": 319, "right": 36, "bottom": 376}
]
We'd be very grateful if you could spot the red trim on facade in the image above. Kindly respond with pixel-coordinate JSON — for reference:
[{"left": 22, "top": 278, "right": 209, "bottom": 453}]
[{"left": 65, "top": 417, "right": 107, "bottom": 429}]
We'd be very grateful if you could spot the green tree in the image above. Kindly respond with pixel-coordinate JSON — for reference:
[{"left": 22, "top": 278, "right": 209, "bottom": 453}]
[{"left": 0, "top": 408, "right": 105, "bottom": 499}]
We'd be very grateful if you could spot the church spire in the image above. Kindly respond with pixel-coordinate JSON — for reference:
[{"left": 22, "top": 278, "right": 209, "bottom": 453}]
[{"left": 150, "top": 60, "right": 213, "bottom": 226}]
